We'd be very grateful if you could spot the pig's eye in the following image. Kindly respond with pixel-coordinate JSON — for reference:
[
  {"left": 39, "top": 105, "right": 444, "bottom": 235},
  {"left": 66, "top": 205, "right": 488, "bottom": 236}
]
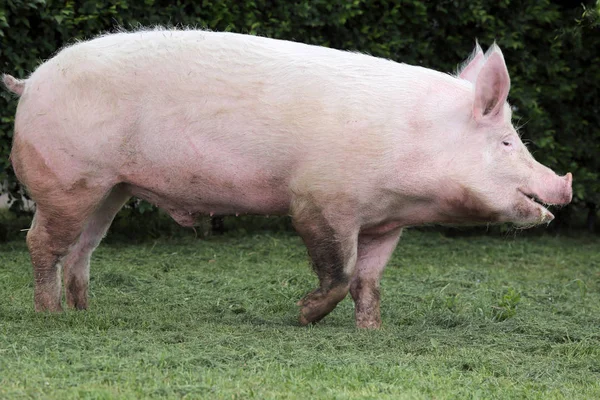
[{"left": 502, "top": 140, "right": 512, "bottom": 147}]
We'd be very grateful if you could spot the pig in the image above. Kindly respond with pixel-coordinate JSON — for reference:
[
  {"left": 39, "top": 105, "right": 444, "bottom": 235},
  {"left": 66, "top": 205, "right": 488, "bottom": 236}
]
[{"left": 3, "top": 29, "right": 572, "bottom": 328}]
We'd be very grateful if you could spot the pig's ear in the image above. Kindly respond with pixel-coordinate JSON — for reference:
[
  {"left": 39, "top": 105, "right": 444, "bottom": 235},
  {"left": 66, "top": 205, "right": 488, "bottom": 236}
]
[
  {"left": 473, "top": 44, "right": 510, "bottom": 122},
  {"left": 458, "top": 41, "right": 485, "bottom": 83}
]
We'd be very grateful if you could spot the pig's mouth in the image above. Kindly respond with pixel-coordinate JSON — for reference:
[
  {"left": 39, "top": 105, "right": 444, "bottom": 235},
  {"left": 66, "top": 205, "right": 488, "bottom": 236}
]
[
  {"left": 521, "top": 191, "right": 548, "bottom": 207},
  {"left": 517, "top": 189, "right": 555, "bottom": 223}
]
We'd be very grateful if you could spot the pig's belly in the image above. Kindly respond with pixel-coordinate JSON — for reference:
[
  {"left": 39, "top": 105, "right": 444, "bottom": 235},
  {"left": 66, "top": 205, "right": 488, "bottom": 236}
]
[{"left": 121, "top": 158, "right": 292, "bottom": 226}]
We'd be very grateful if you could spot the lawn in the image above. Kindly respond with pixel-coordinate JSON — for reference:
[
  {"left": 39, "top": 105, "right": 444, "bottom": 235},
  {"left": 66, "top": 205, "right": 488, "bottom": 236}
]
[{"left": 1, "top": 229, "right": 599, "bottom": 399}]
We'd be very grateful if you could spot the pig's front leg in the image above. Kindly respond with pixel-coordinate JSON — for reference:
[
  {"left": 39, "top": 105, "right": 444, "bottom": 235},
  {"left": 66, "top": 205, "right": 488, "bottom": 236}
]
[
  {"left": 350, "top": 228, "right": 403, "bottom": 329},
  {"left": 292, "top": 200, "right": 359, "bottom": 325}
]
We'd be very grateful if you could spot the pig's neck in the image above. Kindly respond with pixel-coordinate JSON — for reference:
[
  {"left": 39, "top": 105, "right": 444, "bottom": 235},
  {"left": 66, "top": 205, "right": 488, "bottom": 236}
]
[{"left": 374, "top": 173, "right": 498, "bottom": 229}]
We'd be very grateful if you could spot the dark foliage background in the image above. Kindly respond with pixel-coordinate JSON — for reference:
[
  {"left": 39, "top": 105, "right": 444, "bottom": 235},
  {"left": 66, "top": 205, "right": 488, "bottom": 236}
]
[{"left": 1, "top": 0, "right": 598, "bottom": 234}]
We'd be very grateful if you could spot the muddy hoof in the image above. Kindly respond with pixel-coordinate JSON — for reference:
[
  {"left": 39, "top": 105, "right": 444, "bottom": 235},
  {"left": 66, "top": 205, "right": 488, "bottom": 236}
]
[
  {"left": 297, "top": 286, "right": 349, "bottom": 325},
  {"left": 355, "top": 317, "right": 381, "bottom": 329}
]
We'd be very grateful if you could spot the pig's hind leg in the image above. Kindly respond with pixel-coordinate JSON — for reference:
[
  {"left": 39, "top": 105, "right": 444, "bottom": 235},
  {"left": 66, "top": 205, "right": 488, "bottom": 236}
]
[
  {"left": 350, "top": 228, "right": 403, "bottom": 329},
  {"left": 26, "top": 184, "right": 115, "bottom": 312},
  {"left": 292, "top": 200, "right": 359, "bottom": 325},
  {"left": 61, "top": 185, "right": 130, "bottom": 309}
]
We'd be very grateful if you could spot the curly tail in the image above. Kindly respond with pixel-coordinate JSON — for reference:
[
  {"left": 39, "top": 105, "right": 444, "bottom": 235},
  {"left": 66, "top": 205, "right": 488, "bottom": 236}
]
[{"left": 3, "top": 74, "right": 25, "bottom": 96}]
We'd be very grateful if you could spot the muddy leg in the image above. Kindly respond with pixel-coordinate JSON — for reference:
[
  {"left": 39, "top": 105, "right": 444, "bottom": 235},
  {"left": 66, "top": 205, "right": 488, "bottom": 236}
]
[
  {"left": 350, "top": 228, "right": 403, "bottom": 329},
  {"left": 26, "top": 212, "right": 63, "bottom": 312},
  {"left": 293, "top": 202, "right": 358, "bottom": 325},
  {"left": 62, "top": 186, "right": 130, "bottom": 309},
  {"left": 27, "top": 205, "right": 97, "bottom": 312}
]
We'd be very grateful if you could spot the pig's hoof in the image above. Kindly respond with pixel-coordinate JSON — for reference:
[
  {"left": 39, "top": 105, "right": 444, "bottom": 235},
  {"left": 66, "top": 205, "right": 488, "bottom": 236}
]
[
  {"left": 297, "top": 293, "right": 328, "bottom": 325},
  {"left": 355, "top": 311, "right": 382, "bottom": 329},
  {"left": 298, "top": 312, "right": 312, "bottom": 326},
  {"left": 66, "top": 300, "right": 88, "bottom": 310},
  {"left": 298, "top": 304, "right": 329, "bottom": 325},
  {"left": 66, "top": 291, "right": 89, "bottom": 310},
  {"left": 297, "top": 287, "right": 348, "bottom": 325},
  {"left": 356, "top": 318, "right": 381, "bottom": 329},
  {"left": 34, "top": 302, "right": 63, "bottom": 313},
  {"left": 66, "top": 282, "right": 89, "bottom": 310}
]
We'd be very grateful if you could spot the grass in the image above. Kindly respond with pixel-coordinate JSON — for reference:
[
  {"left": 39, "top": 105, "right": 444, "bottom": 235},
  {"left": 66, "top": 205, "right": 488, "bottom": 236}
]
[{"left": 0, "top": 229, "right": 599, "bottom": 399}]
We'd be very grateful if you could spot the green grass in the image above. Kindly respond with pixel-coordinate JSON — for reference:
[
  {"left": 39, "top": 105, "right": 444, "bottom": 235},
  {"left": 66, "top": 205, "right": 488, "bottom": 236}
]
[{"left": 1, "top": 230, "right": 599, "bottom": 399}]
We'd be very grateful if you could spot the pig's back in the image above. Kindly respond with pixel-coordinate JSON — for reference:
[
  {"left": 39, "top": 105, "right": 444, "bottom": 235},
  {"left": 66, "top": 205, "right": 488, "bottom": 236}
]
[{"left": 27, "top": 28, "right": 464, "bottom": 154}]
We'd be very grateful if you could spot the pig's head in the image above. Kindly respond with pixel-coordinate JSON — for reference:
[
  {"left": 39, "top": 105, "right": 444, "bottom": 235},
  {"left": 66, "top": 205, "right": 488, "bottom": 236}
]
[{"left": 430, "top": 43, "right": 572, "bottom": 227}]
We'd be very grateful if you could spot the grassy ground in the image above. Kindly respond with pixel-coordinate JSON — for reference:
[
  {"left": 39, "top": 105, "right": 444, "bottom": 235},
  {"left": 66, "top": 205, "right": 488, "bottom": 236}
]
[{"left": 0, "top": 229, "right": 599, "bottom": 399}]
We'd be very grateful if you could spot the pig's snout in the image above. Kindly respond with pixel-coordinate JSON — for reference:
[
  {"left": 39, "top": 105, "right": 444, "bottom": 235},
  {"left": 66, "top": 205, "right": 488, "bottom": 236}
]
[
  {"left": 562, "top": 172, "right": 573, "bottom": 204},
  {"left": 536, "top": 172, "right": 573, "bottom": 206},
  {"left": 553, "top": 172, "right": 573, "bottom": 205}
]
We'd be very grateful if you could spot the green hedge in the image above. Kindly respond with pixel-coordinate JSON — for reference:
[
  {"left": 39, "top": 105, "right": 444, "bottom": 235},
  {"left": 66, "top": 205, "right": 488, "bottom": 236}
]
[{"left": 1, "top": 0, "right": 598, "bottom": 225}]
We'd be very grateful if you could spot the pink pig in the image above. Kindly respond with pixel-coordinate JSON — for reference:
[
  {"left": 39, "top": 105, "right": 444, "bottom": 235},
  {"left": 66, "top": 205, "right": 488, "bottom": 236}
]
[{"left": 3, "top": 29, "right": 572, "bottom": 328}]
